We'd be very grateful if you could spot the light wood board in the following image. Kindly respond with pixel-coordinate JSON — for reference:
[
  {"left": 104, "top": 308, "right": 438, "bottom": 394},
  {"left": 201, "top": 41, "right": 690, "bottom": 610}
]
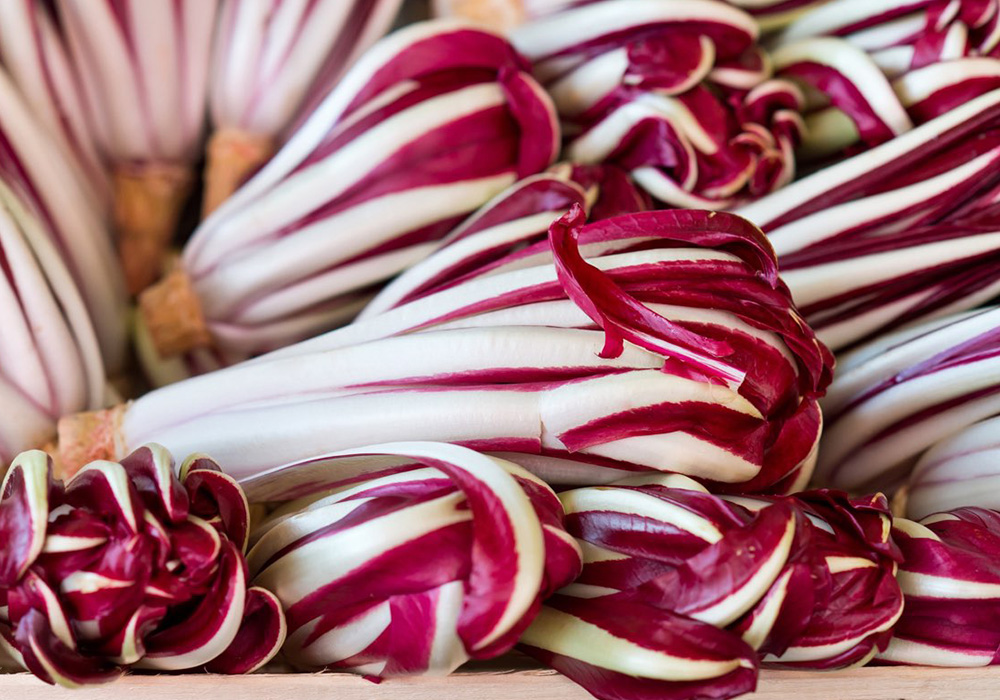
[{"left": 2, "top": 664, "right": 999, "bottom": 699}]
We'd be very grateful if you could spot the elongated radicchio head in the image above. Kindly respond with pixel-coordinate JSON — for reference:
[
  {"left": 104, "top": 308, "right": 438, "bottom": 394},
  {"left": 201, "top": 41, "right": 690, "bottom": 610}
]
[
  {"left": 512, "top": 0, "right": 807, "bottom": 209},
  {"left": 0, "top": 61, "right": 125, "bottom": 372},
  {"left": 880, "top": 508, "right": 1000, "bottom": 667},
  {"left": 817, "top": 307, "right": 1000, "bottom": 493},
  {"left": 0, "top": 0, "right": 109, "bottom": 209},
  {"left": 54, "top": 0, "right": 220, "bottom": 293},
  {"left": 92, "top": 206, "right": 832, "bottom": 493},
  {"left": 140, "top": 20, "right": 560, "bottom": 362},
  {"left": 137, "top": 163, "right": 646, "bottom": 383},
  {"left": 243, "top": 442, "right": 581, "bottom": 677},
  {"left": 204, "top": 0, "right": 404, "bottom": 215},
  {"left": 210, "top": 0, "right": 404, "bottom": 143},
  {"left": 517, "top": 474, "right": 901, "bottom": 700},
  {"left": 773, "top": 0, "right": 1000, "bottom": 158},
  {"left": 907, "top": 415, "right": 1000, "bottom": 519},
  {"left": 735, "top": 88, "right": 1000, "bottom": 350},
  {"left": 0, "top": 445, "right": 285, "bottom": 686},
  {"left": 0, "top": 180, "right": 105, "bottom": 465}
]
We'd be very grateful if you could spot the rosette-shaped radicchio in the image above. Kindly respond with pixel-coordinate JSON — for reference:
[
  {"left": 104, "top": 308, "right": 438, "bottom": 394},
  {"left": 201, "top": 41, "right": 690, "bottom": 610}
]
[
  {"left": 204, "top": 0, "right": 404, "bottom": 216},
  {"left": 736, "top": 88, "right": 1000, "bottom": 351},
  {"left": 242, "top": 442, "right": 581, "bottom": 677},
  {"left": 138, "top": 20, "right": 559, "bottom": 363},
  {"left": 773, "top": 0, "right": 1000, "bottom": 158},
  {"left": 55, "top": 0, "right": 219, "bottom": 294},
  {"left": 0, "top": 181, "right": 105, "bottom": 465},
  {"left": 880, "top": 509, "right": 1000, "bottom": 667},
  {"left": 0, "top": 445, "right": 286, "bottom": 686},
  {"left": 59, "top": 207, "right": 832, "bottom": 495},
  {"left": 511, "top": 0, "right": 807, "bottom": 209},
  {"left": 518, "top": 475, "right": 902, "bottom": 700},
  {"left": 816, "top": 307, "right": 1000, "bottom": 493},
  {"left": 0, "top": 61, "right": 126, "bottom": 372}
]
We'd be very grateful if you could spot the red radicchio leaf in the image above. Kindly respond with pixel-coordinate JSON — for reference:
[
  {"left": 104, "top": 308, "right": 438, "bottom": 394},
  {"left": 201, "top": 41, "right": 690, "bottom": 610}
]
[
  {"left": 204, "top": 586, "right": 286, "bottom": 675},
  {"left": 548, "top": 204, "right": 745, "bottom": 385}
]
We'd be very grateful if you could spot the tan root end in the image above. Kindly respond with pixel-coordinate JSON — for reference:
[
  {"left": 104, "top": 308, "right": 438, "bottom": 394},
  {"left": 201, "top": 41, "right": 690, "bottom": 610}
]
[
  {"left": 114, "top": 163, "right": 193, "bottom": 296},
  {"left": 202, "top": 128, "right": 275, "bottom": 219},
  {"left": 56, "top": 404, "right": 128, "bottom": 479},
  {"left": 138, "top": 266, "right": 212, "bottom": 359},
  {"left": 431, "top": 0, "right": 526, "bottom": 29}
]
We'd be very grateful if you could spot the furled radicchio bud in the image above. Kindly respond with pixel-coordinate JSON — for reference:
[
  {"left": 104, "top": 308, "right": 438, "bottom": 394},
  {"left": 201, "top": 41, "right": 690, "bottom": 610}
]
[
  {"left": 59, "top": 208, "right": 831, "bottom": 494},
  {"left": 736, "top": 88, "right": 1000, "bottom": 351},
  {"left": 0, "top": 181, "right": 105, "bottom": 465},
  {"left": 723, "top": 489, "right": 903, "bottom": 667},
  {"left": 880, "top": 509, "right": 1000, "bottom": 667},
  {"left": 773, "top": 0, "right": 1000, "bottom": 158},
  {"left": 138, "top": 20, "right": 559, "bottom": 363},
  {"left": 242, "top": 442, "right": 581, "bottom": 677},
  {"left": 908, "top": 416, "right": 1000, "bottom": 519},
  {"left": 0, "top": 445, "right": 286, "bottom": 686},
  {"left": 55, "top": 0, "right": 219, "bottom": 294},
  {"left": 518, "top": 475, "right": 902, "bottom": 700},
  {"left": 0, "top": 63, "right": 126, "bottom": 373},
  {"left": 511, "top": 0, "right": 807, "bottom": 209},
  {"left": 816, "top": 307, "right": 1000, "bottom": 493},
  {"left": 204, "top": 0, "right": 404, "bottom": 216}
]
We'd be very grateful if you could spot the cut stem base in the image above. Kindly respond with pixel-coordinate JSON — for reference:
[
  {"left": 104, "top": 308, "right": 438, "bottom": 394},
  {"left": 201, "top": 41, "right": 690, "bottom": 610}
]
[
  {"left": 201, "top": 128, "right": 275, "bottom": 219},
  {"left": 56, "top": 404, "right": 128, "bottom": 478},
  {"left": 139, "top": 266, "right": 212, "bottom": 359},
  {"left": 114, "top": 163, "right": 193, "bottom": 296}
]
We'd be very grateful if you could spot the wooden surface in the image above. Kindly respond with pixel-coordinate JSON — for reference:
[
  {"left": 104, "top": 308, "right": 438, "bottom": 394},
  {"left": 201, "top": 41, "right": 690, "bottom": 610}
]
[{"left": 3, "top": 664, "right": 1000, "bottom": 699}]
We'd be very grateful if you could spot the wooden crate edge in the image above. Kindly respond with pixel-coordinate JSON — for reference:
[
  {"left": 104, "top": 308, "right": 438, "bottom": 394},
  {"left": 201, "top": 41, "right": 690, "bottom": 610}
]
[{"left": 2, "top": 665, "right": 1000, "bottom": 699}]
